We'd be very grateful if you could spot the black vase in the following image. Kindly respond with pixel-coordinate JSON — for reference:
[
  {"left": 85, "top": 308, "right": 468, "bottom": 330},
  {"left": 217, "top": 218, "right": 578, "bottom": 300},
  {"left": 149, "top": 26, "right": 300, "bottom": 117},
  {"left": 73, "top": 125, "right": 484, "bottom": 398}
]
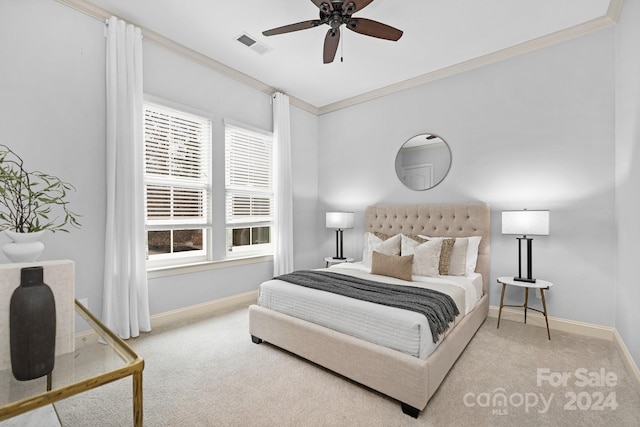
[{"left": 10, "top": 266, "right": 56, "bottom": 381}]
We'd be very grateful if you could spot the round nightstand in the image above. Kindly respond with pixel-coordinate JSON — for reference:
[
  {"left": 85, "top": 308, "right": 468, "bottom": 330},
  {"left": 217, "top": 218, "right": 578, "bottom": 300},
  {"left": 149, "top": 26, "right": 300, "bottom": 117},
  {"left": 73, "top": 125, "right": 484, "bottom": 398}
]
[
  {"left": 324, "top": 257, "right": 354, "bottom": 268},
  {"left": 496, "top": 276, "right": 554, "bottom": 340}
]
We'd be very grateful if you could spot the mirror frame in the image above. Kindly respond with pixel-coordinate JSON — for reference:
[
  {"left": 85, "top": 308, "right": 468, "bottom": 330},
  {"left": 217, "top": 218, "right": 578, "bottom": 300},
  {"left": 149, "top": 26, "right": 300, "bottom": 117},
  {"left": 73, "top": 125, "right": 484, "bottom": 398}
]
[{"left": 394, "top": 132, "right": 452, "bottom": 191}]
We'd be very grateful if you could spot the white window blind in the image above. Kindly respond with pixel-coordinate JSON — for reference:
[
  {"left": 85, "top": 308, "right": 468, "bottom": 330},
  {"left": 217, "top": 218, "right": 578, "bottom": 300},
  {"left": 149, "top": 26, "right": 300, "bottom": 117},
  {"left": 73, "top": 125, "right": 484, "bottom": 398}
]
[
  {"left": 145, "top": 103, "right": 211, "bottom": 228},
  {"left": 225, "top": 123, "right": 273, "bottom": 227}
]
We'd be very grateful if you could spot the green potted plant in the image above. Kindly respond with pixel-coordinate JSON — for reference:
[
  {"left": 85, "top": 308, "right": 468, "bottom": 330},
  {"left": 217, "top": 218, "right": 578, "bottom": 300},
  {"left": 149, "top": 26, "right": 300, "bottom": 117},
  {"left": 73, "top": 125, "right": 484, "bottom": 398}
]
[{"left": 0, "top": 144, "right": 81, "bottom": 262}]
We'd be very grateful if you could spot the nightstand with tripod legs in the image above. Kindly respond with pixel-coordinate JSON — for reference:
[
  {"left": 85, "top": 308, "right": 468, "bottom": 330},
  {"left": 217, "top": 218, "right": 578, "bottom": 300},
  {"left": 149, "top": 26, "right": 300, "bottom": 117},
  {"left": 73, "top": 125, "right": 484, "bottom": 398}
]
[{"left": 496, "top": 276, "right": 554, "bottom": 340}]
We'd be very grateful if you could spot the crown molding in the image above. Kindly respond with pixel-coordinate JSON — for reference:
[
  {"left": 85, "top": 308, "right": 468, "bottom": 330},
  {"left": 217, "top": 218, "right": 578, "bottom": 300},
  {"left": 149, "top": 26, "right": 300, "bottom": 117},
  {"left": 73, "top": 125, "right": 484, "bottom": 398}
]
[
  {"left": 55, "top": 0, "right": 107, "bottom": 20},
  {"left": 54, "top": 0, "right": 319, "bottom": 115},
  {"left": 56, "top": 0, "right": 622, "bottom": 117},
  {"left": 318, "top": 0, "right": 625, "bottom": 115},
  {"left": 607, "top": 0, "right": 625, "bottom": 22}
]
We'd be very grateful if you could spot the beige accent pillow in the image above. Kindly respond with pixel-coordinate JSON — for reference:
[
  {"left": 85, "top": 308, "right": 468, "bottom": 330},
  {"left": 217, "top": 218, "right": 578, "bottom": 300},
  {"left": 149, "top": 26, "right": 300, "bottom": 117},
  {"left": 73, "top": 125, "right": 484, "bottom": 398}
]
[
  {"left": 439, "top": 238, "right": 456, "bottom": 275},
  {"left": 401, "top": 234, "right": 442, "bottom": 277},
  {"left": 404, "top": 234, "right": 428, "bottom": 244},
  {"left": 373, "top": 231, "right": 391, "bottom": 241},
  {"left": 363, "top": 232, "right": 402, "bottom": 267},
  {"left": 371, "top": 251, "right": 414, "bottom": 282}
]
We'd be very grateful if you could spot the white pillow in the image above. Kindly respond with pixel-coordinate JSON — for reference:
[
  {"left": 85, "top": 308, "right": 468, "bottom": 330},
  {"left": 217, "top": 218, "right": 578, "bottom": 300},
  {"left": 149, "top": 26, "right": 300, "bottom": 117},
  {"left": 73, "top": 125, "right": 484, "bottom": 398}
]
[
  {"left": 447, "top": 238, "right": 468, "bottom": 276},
  {"left": 400, "top": 233, "right": 421, "bottom": 255},
  {"left": 464, "top": 236, "right": 482, "bottom": 275},
  {"left": 419, "top": 235, "right": 482, "bottom": 276},
  {"left": 401, "top": 234, "right": 442, "bottom": 277},
  {"left": 362, "top": 232, "right": 401, "bottom": 267}
]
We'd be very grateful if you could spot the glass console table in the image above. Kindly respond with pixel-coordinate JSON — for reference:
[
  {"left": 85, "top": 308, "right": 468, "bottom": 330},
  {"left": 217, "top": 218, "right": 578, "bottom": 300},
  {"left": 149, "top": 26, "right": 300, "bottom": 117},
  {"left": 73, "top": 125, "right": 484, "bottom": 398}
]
[{"left": 0, "top": 300, "right": 144, "bottom": 426}]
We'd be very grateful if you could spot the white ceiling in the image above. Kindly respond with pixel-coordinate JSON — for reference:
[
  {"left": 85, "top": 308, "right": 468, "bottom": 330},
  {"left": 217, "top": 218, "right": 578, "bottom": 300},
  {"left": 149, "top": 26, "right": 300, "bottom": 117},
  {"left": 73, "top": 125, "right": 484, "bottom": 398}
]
[{"left": 85, "top": 0, "right": 615, "bottom": 110}]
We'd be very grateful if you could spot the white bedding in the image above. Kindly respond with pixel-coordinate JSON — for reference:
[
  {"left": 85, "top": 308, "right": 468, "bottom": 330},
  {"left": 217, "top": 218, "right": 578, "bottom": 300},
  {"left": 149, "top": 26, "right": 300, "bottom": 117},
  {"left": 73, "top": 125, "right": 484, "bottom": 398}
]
[
  {"left": 257, "top": 262, "right": 483, "bottom": 359},
  {"left": 333, "top": 262, "right": 483, "bottom": 315}
]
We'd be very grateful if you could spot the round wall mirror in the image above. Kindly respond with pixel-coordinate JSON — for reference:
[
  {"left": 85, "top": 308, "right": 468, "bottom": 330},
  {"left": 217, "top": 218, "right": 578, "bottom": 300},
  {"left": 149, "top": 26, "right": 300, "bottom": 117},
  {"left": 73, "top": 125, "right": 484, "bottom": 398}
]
[{"left": 395, "top": 133, "right": 452, "bottom": 190}]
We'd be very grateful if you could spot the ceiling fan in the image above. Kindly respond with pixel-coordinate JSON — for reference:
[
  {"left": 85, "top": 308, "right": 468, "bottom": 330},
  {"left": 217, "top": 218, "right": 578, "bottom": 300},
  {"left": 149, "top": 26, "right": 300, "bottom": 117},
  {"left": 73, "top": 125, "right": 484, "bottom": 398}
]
[{"left": 262, "top": 0, "right": 403, "bottom": 64}]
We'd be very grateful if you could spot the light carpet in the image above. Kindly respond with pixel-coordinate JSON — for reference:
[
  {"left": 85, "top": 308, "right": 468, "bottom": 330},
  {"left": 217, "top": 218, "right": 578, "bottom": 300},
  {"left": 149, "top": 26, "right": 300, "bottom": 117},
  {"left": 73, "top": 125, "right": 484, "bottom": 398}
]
[{"left": 55, "top": 304, "right": 640, "bottom": 426}]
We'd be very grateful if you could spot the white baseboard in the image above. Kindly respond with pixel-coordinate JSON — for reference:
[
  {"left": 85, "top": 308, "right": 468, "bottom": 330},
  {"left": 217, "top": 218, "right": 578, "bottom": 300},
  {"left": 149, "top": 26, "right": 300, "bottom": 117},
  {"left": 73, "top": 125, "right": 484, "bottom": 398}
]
[
  {"left": 74, "top": 298, "right": 639, "bottom": 388},
  {"left": 75, "top": 290, "right": 258, "bottom": 348},
  {"left": 150, "top": 290, "right": 258, "bottom": 329},
  {"left": 488, "top": 305, "right": 640, "bottom": 386},
  {"left": 488, "top": 305, "right": 614, "bottom": 340},
  {"left": 613, "top": 329, "right": 640, "bottom": 387}
]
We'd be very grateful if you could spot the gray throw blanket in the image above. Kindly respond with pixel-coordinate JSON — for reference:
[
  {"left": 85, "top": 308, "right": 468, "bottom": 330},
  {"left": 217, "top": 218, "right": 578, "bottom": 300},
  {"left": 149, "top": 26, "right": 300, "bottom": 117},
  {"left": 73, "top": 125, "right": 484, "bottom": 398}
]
[{"left": 274, "top": 270, "right": 459, "bottom": 343}]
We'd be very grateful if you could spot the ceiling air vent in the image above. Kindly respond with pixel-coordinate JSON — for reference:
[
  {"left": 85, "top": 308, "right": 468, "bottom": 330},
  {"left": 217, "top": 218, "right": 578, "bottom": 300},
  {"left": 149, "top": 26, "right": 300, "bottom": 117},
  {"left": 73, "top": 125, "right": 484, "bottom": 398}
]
[{"left": 236, "top": 32, "right": 271, "bottom": 55}]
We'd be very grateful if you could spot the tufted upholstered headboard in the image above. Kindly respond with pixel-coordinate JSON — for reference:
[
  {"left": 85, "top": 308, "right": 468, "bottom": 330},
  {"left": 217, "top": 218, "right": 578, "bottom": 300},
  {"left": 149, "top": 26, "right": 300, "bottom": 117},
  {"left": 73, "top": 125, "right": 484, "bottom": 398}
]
[{"left": 364, "top": 204, "right": 491, "bottom": 294}]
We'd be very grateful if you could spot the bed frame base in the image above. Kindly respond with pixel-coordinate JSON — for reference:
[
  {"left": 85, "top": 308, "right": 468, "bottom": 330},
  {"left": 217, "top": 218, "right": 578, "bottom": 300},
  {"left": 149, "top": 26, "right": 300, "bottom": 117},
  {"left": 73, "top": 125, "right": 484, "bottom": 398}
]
[
  {"left": 252, "top": 333, "right": 420, "bottom": 417},
  {"left": 252, "top": 332, "right": 418, "bottom": 417},
  {"left": 249, "top": 295, "right": 489, "bottom": 418}
]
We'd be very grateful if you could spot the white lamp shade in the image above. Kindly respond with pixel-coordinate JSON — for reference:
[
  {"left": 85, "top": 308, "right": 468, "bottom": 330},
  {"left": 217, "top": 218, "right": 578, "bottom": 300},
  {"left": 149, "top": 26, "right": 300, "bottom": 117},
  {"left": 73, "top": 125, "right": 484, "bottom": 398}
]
[
  {"left": 326, "top": 212, "right": 354, "bottom": 229},
  {"left": 502, "top": 210, "right": 549, "bottom": 236}
]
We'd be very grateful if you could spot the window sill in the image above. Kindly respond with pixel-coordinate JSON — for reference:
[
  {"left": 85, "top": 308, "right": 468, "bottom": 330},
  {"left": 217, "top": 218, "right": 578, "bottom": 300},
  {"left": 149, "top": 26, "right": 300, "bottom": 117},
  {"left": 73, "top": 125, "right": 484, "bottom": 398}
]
[{"left": 147, "top": 255, "right": 273, "bottom": 279}]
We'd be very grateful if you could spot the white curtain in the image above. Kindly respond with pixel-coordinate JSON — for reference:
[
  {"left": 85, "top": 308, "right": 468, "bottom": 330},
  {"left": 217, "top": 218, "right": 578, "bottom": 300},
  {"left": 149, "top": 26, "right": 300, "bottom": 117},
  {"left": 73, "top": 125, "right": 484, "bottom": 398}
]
[
  {"left": 103, "top": 16, "right": 151, "bottom": 339},
  {"left": 273, "top": 92, "right": 294, "bottom": 276}
]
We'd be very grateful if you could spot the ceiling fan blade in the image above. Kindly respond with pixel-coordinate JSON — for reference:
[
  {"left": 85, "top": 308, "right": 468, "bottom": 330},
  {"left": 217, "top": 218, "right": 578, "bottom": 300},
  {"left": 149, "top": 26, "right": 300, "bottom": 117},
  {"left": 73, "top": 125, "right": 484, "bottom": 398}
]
[
  {"left": 342, "top": 0, "right": 374, "bottom": 14},
  {"left": 346, "top": 18, "right": 403, "bottom": 41},
  {"left": 263, "top": 20, "right": 322, "bottom": 36},
  {"left": 323, "top": 27, "right": 341, "bottom": 64}
]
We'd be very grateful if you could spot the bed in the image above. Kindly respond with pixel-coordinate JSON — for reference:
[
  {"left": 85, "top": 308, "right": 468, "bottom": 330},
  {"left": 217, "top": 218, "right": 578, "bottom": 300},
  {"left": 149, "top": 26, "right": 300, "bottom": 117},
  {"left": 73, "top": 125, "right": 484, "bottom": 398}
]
[{"left": 248, "top": 203, "right": 490, "bottom": 417}]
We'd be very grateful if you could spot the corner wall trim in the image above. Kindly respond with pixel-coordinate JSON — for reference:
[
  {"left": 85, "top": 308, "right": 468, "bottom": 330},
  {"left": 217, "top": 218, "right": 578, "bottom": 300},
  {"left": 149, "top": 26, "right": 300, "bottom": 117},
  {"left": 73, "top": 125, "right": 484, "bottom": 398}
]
[
  {"left": 54, "top": 0, "right": 318, "bottom": 115},
  {"left": 488, "top": 305, "right": 640, "bottom": 386},
  {"left": 613, "top": 329, "right": 640, "bottom": 387},
  {"left": 150, "top": 290, "right": 258, "bottom": 329},
  {"left": 488, "top": 305, "right": 614, "bottom": 340},
  {"left": 317, "top": 3, "right": 623, "bottom": 115},
  {"left": 55, "top": 0, "right": 623, "bottom": 116},
  {"left": 75, "top": 290, "right": 258, "bottom": 348},
  {"left": 75, "top": 299, "right": 640, "bottom": 388}
]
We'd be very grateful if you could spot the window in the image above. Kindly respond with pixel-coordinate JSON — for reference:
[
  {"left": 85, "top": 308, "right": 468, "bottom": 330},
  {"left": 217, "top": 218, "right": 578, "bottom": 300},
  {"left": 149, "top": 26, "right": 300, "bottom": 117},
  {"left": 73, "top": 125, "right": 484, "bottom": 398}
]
[
  {"left": 224, "top": 121, "right": 274, "bottom": 257},
  {"left": 144, "top": 100, "right": 212, "bottom": 268}
]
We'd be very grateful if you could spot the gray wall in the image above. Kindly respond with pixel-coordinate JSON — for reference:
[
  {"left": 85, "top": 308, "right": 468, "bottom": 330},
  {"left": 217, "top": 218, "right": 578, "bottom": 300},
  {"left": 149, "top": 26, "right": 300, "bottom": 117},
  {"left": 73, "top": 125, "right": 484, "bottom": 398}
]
[
  {"left": 1, "top": 0, "right": 107, "bottom": 316},
  {"left": 615, "top": 0, "right": 640, "bottom": 369},
  {"left": 318, "top": 28, "right": 617, "bottom": 328},
  {"left": 0, "top": 0, "right": 319, "bottom": 318}
]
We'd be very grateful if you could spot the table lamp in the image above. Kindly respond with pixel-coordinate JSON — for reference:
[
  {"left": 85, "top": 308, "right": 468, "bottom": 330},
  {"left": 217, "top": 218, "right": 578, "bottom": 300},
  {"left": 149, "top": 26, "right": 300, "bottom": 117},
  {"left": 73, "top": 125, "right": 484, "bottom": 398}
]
[
  {"left": 326, "top": 212, "right": 354, "bottom": 260},
  {"left": 502, "top": 209, "right": 549, "bottom": 283}
]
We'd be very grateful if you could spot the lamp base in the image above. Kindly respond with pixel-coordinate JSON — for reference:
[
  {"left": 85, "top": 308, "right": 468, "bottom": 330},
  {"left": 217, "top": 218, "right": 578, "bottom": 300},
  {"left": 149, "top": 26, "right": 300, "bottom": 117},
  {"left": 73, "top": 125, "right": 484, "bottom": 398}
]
[
  {"left": 514, "top": 237, "right": 537, "bottom": 284},
  {"left": 333, "top": 229, "right": 346, "bottom": 260}
]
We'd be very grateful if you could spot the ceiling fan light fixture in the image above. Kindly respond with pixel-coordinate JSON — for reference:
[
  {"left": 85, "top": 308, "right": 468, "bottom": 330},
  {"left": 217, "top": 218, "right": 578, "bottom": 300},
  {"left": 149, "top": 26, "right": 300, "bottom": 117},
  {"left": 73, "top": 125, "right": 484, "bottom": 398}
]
[{"left": 343, "top": 1, "right": 356, "bottom": 14}]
